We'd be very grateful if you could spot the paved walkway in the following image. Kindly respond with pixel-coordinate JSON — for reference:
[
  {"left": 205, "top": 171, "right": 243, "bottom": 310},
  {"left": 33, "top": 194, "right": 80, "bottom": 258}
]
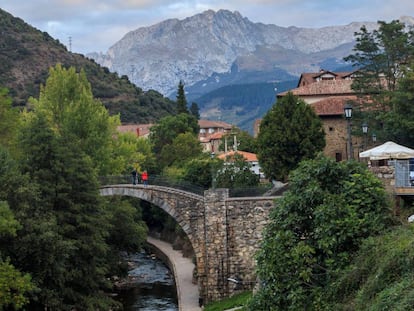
[{"left": 146, "top": 236, "right": 202, "bottom": 311}]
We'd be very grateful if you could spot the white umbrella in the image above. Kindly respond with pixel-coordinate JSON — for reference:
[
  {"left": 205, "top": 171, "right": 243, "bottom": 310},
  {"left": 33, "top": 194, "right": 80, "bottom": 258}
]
[{"left": 359, "top": 141, "right": 414, "bottom": 160}]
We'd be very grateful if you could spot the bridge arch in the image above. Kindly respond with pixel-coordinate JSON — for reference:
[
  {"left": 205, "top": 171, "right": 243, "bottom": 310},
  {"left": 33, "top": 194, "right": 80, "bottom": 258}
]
[
  {"left": 100, "top": 184, "right": 204, "bottom": 251},
  {"left": 100, "top": 184, "right": 278, "bottom": 304}
]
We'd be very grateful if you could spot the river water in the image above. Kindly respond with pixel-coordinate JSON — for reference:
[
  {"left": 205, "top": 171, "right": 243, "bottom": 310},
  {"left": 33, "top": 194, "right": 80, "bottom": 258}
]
[{"left": 116, "top": 251, "right": 179, "bottom": 310}]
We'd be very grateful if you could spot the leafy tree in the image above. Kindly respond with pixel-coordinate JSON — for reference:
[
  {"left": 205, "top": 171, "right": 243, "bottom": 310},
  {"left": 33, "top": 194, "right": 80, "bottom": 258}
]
[
  {"left": 344, "top": 20, "right": 414, "bottom": 143},
  {"left": 29, "top": 64, "right": 121, "bottom": 175},
  {"left": 149, "top": 113, "right": 199, "bottom": 171},
  {"left": 220, "top": 127, "right": 257, "bottom": 153},
  {"left": 0, "top": 87, "right": 20, "bottom": 150},
  {"left": 249, "top": 156, "right": 394, "bottom": 311},
  {"left": 256, "top": 92, "right": 325, "bottom": 181},
  {"left": 159, "top": 132, "right": 203, "bottom": 169},
  {"left": 182, "top": 157, "right": 216, "bottom": 188},
  {"left": 0, "top": 201, "right": 34, "bottom": 310},
  {"left": 215, "top": 153, "right": 259, "bottom": 188},
  {"left": 176, "top": 80, "right": 189, "bottom": 114},
  {"left": 15, "top": 110, "right": 118, "bottom": 309}
]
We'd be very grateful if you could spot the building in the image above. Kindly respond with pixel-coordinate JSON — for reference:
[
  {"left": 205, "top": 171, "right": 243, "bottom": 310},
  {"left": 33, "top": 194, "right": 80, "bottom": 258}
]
[
  {"left": 277, "top": 69, "right": 362, "bottom": 161},
  {"left": 198, "top": 119, "right": 233, "bottom": 154},
  {"left": 117, "top": 124, "right": 153, "bottom": 138},
  {"left": 218, "top": 150, "right": 264, "bottom": 178}
]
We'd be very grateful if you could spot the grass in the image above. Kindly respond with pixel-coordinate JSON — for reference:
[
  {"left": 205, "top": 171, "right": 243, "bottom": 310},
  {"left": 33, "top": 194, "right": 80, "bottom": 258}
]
[{"left": 204, "top": 291, "right": 252, "bottom": 311}]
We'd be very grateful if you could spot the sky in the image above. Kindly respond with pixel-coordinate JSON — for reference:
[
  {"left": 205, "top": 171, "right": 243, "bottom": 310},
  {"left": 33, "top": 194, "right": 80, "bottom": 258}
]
[{"left": 1, "top": 0, "right": 413, "bottom": 55}]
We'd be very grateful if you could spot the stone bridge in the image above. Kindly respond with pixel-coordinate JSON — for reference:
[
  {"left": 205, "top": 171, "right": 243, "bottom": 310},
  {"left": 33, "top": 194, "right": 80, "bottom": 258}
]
[{"left": 100, "top": 184, "right": 279, "bottom": 303}]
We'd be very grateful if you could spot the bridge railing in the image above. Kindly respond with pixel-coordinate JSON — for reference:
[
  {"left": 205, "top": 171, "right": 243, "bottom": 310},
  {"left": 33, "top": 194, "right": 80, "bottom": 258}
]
[
  {"left": 99, "top": 175, "right": 206, "bottom": 196},
  {"left": 99, "top": 175, "right": 277, "bottom": 197}
]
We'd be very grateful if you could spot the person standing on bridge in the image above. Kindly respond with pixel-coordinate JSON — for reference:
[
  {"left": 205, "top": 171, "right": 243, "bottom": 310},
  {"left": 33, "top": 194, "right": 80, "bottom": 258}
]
[
  {"left": 131, "top": 169, "right": 137, "bottom": 185},
  {"left": 141, "top": 170, "right": 148, "bottom": 186}
]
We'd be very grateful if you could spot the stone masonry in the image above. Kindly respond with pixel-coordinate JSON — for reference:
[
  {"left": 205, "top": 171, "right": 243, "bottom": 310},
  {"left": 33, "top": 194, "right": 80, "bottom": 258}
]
[{"left": 100, "top": 185, "right": 278, "bottom": 303}]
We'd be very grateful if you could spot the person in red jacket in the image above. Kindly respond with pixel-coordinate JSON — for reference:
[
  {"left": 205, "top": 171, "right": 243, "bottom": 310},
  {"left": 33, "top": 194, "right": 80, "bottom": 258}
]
[{"left": 141, "top": 170, "right": 148, "bottom": 186}]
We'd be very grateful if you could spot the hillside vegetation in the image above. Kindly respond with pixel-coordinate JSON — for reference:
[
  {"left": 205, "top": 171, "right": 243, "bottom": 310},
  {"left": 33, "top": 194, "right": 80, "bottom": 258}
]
[{"left": 0, "top": 8, "right": 175, "bottom": 123}]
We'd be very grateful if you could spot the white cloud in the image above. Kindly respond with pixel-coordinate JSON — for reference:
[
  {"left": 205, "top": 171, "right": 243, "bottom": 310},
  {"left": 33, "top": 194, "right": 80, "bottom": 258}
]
[{"left": 1, "top": 0, "right": 413, "bottom": 53}]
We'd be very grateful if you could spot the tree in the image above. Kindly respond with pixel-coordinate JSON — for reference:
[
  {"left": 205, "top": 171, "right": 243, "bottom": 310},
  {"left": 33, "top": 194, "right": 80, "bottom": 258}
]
[
  {"left": 383, "top": 65, "right": 414, "bottom": 147},
  {"left": 149, "top": 113, "right": 199, "bottom": 171},
  {"left": 176, "top": 80, "right": 189, "bottom": 114},
  {"left": 189, "top": 102, "right": 200, "bottom": 119},
  {"left": 29, "top": 64, "right": 121, "bottom": 175},
  {"left": 159, "top": 132, "right": 203, "bottom": 169},
  {"left": 344, "top": 20, "right": 414, "bottom": 143},
  {"left": 0, "top": 87, "right": 20, "bottom": 150},
  {"left": 220, "top": 127, "right": 257, "bottom": 153},
  {"left": 215, "top": 153, "right": 259, "bottom": 188},
  {"left": 256, "top": 92, "right": 325, "bottom": 181},
  {"left": 0, "top": 202, "right": 34, "bottom": 310},
  {"left": 249, "top": 156, "right": 394, "bottom": 311}
]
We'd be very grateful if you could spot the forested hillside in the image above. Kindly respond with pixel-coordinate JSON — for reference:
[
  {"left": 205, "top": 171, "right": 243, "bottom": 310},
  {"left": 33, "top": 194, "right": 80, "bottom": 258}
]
[{"left": 0, "top": 8, "right": 175, "bottom": 123}]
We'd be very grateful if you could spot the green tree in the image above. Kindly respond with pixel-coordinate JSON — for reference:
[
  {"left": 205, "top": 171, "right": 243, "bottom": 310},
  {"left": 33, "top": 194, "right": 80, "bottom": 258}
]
[
  {"left": 159, "top": 132, "right": 203, "bottom": 169},
  {"left": 344, "top": 20, "right": 414, "bottom": 143},
  {"left": 0, "top": 87, "right": 20, "bottom": 150},
  {"left": 182, "top": 157, "right": 216, "bottom": 188},
  {"left": 15, "top": 112, "right": 118, "bottom": 309},
  {"left": 256, "top": 92, "right": 325, "bottom": 181},
  {"left": 0, "top": 201, "right": 34, "bottom": 310},
  {"left": 220, "top": 127, "right": 257, "bottom": 153},
  {"left": 29, "top": 64, "right": 121, "bottom": 175},
  {"left": 149, "top": 113, "right": 199, "bottom": 171},
  {"left": 189, "top": 102, "right": 200, "bottom": 119},
  {"left": 215, "top": 153, "right": 259, "bottom": 188},
  {"left": 176, "top": 80, "right": 189, "bottom": 114},
  {"left": 249, "top": 156, "right": 394, "bottom": 311}
]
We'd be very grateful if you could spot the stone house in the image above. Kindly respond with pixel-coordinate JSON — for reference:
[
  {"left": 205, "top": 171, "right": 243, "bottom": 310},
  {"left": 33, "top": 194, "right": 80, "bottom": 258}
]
[
  {"left": 277, "top": 69, "right": 363, "bottom": 161},
  {"left": 198, "top": 119, "right": 233, "bottom": 154}
]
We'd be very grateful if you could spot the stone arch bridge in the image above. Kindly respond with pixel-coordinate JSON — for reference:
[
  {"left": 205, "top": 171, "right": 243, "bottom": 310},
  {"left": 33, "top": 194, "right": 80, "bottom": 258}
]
[{"left": 100, "top": 184, "right": 278, "bottom": 303}]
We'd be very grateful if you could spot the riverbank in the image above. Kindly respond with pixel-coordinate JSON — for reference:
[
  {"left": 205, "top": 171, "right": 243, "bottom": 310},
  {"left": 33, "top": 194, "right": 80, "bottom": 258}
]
[{"left": 146, "top": 236, "right": 202, "bottom": 311}]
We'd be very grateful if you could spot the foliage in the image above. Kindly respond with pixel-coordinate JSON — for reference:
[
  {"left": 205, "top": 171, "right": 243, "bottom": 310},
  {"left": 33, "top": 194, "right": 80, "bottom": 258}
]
[
  {"left": 382, "top": 62, "right": 414, "bottom": 148},
  {"left": 159, "top": 132, "right": 203, "bottom": 168},
  {"left": 0, "top": 200, "right": 34, "bottom": 310},
  {"left": 219, "top": 126, "right": 257, "bottom": 153},
  {"left": 189, "top": 102, "right": 200, "bottom": 119},
  {"left": 215, "top": 153, "right": 259, "bottom": 188},
  {"left": 0, "top": 87, "right": 20, "bottom": 150},
  {"left": 28, "top": 64, "right": 120, "bottom": 175},
  {"left": 326, "top": 225, "right": 414, "bottom": 310},
  {"left": 204, "top": 291, "right": 252, "bottom": 311},
  {"left": 344, "top": 20, "right": 414, "bottom": 145},
  {"left": 149, "top": 113, "right": 199, "bottom": 171},
  {"left": 256, "top": 92, "right": 325, "bottom": 181},
  {"left": 182, "top": 157, "right": 216, "bottom": 188},
  {"left": 176, "top": 80, "right": 189, "bottom": 114},
  {"left": 0, "top": 258, "right": 34, "bottom": 310},
  {"left": 249, "top": 155, "right": 395, "bottom": 311}
]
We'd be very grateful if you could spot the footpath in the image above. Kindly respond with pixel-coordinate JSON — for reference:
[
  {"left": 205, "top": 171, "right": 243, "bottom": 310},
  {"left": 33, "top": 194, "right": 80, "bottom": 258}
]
[{"left": 146, "top": 236, "right": 202, "bottom": 311}]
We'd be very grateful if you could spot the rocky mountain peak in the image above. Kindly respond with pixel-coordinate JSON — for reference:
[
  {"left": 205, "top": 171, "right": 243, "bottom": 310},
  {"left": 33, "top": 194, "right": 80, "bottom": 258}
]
[{"left": 89, "top": 10, "right": 411, "bottom": 97}]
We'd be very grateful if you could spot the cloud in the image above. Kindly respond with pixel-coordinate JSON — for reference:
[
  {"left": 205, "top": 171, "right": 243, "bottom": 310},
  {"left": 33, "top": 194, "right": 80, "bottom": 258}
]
[{"left": 2, "top": 0, "right": 414, "bottom": 53}]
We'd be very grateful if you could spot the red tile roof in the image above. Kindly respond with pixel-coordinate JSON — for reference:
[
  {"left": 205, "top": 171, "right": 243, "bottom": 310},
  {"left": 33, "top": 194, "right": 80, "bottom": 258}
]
[
  {"left": 278, "top": 79, "right": 354, "bottom": 97},
  {"left": 218, "top": 151, "right": 258, "bottom": 162},
  {"left": 311, "top": 96, "right": 357, "bottom": 116},
  {"left": 198, "top": 119, "right": 233, "bottom": 130}
]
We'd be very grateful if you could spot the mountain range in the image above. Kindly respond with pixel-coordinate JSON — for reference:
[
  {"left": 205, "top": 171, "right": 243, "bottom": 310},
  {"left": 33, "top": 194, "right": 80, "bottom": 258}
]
[{"left": 89, "top": 10, "right": 414, "bottom": 131}]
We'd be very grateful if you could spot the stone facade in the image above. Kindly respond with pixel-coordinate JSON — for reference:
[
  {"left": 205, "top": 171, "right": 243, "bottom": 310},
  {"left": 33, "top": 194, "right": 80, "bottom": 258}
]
[{"left": 100, "top": 185, "right": 278, "bottom": 303}]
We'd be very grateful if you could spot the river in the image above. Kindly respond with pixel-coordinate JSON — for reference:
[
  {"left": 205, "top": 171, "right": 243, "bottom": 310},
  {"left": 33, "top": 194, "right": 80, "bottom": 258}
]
[{"left": 115, "top": 250, "right": 179, "bottom": 310}]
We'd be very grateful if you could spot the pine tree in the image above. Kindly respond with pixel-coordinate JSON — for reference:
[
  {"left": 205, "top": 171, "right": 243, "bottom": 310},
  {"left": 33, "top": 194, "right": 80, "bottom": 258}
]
[{"left": 176, "top": 80, "right": 189, "bottom": 114}]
